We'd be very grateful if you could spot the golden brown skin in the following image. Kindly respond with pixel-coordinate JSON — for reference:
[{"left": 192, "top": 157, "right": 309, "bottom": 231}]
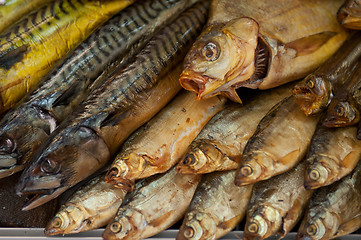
[
  {"left": 292, "top": 32, "right": 361, "bottom": 116},
  {"left": 304, "top": 123, "right": 361, "bottom": 190},
  {"left": 105, "top": 90, "right": 226, "bottom": 190},
  {"left": 176, "top": 83, "right": 292, "bottom": 175},
  {"left": 298, "top": 162, "right": 361, "bottom": 240},
  {"left": 235, "top": 96, "right": 320, "bottom": 186},
  {"left": 177, "top": 170, "right": 252, "bottom": 240},
  {"left": 102, "top": 167, "right": 202, "bottom": 240},
  {"left": 180, "top": 0, "right": 348, "bottom": 103},
  {"left": 338, "top": 0, "right": 361, "bottom": 29},
  {"left": 245, "top": 160, "right": 313, "bottom": 240}
]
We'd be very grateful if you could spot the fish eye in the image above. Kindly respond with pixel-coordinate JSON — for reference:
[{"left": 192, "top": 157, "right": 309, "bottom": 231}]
[
  {"left": 110, "top": 222, "right": 122, "bottom": 233},
  {"left": 0, "top": 136, "right": 15, "bottom": 154},
  {"left": 336, "top": 105, "right": 345, "bottom": 117},
  {"left": 40, "top": 158, "right": 60, "bottom": 174},
  {"left": 240, "top": 164, "right": 253, "bottom": 177},
  {"left": 183, "top": 226, "right": 195, "bottom": 238},
  {"left": 201, "top": 42, "right": 220, "bottom": 61},
  {"left": 247, "top": 222, "right": 259, "bottom": 234},
  {"left": 306, "top": 224, "right": 318, "bottom": 236},
  {"left": 309, "top": 169, "right": 320, "bottom": 181},
  {"left": 183, "top": 154, "right": 196, "bottom": 166},
  {"left": 306, "top": 79, "right": 314, "bottom": 89},
  {"left": 52, "top": 217, "right": 62, "bottom": 228}
]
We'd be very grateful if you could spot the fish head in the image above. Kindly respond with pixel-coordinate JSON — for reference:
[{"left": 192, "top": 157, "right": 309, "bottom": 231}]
[
  {"left": 338, "top": 0, "right": 361, "bottom": 29},
  {"left": 177, "top": 212, "right": 216, "bottom": 240},
  {"left": 0, "top": 106, "right": 56, "bottom": 178},
  {"left": 103, "top": 209, "right": 145, "bottom": 240},
  {"left": 176, "top": 141, "right": 222, "bottom": 174},
  {"left": 323, "top": 100, "right": 360, "bottom": 127},
  {"left": 245, "top": 206, "right": 282, "bottom": 239},
  {"left": 297, "top": 209, "right": 338, "bottom": 240},
  {"left": 105, "top": 156, "right": 136, "bottom": 191},
  {"left": 16, "top": 125, "right": 110, "bottom": 210},
  {"left": 180, "top": 17, "right": 264, "bottom": 103},
  {"left": 292, "top": 74, "right": 331, "bottom": 116},
  {"left": 44, "top": 205, "right": 85, "bottom": 235}
]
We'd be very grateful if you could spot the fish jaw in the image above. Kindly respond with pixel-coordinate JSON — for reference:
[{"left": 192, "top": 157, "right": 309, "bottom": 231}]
[
  {"left": 338, "top": 0, "right": 361, "bottom": 29},
  {"left": 177, "top": 212, "right": 216, "bottom": 240},
  {"left": 16, "top": 126, "right": 110, "bottom": 210},
  {"left": 323, "top": 101, "right": 360, "bottom": 127},
  {"left": 292, "top": 75, "right": 332, "bottom": 116},
  {"left": 180, "top": 17, "right": 260, "bottom": 103}
]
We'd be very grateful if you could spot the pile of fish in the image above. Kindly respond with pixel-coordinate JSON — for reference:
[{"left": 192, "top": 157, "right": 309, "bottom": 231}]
[{"left": 1, "top": 0, "right": 361, "bottom": 239}]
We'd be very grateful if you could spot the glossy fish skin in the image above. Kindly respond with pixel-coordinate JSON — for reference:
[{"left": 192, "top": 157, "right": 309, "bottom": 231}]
[
  {"left": 16, "top": 2, "right": 208, "bottom": 211},
  {"left": 0, "top": 0, "right": 51, "bottom": 33},
  {"left": 235, "top": 96, "right": 320, "bottom": 186},
  {"left": 105, "top": 90, "right": 226, "bottom": 190},
  {"left": 0, "top": 0, "right": 134, "bottom": 113},
  {"left": 244, "top": 160, "right": 313, "bottom": 240},
  {"left": 176, "top": 84, "right": 292, "bottom": 175},
  {"left": 323, "top": 61, "right": 361, "bottom": 128},
  {"left": 177, "top": 170, "right": 252, "bottom": 240},
  {"left": 298, "top": 162, "right": 361, "bottom": 240},
  {"left": 44, "top": 173, "right": 127, "bottom": 236},
  {"left": 180, "top": 0, "right": 348, "bottom": 103},
  {"left": 292, "top": 32, "right": 361, "bottom": 116},
  {"left": 304, "top": 123, "right": 361, "bottom": 190},
  {"left": 0, "top": 0, "right": 202, "bottom": 180},
  {"left": 338, "top": 0, "right": 361, "bottom": 29},
  {"left": 103, "top": 167, "right": 201, "bottom": 240}
]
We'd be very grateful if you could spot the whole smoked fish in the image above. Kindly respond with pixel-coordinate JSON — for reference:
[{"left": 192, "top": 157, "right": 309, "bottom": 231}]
[
  {"left": 102, "top": 167, "right": 201, "bottom": 240},
  {"left": 292, "top": 32, "right": 361, "bottom": 116},
  {"left": 16, "top": 1, "right": 208, "bottom": 211},
  {"left": 0, "top": 0, "right": 133, "bottom": 113},
  {"left": 177, "top": 170, "right": 252, "bottom": 240},
  {"left": 176, "top": 84, "right": 291, "bottom": 175},
  {"left": 180, "top": 0, "right": 348, "bottom": 103},
  {"left": 105, "top": 90, "right": 226, "bottom": 190},
  {"left": 235, "top": 96, "right": 320, "bottom": 186},
  {"left": 298, "top": 162, "right": 361, "bottom": 240},
  {"left": 0, "top": 0, "right": 202, "bottom": 179},
  {"left": 244, "top": 161, "right": 313, "bottom": 240}
]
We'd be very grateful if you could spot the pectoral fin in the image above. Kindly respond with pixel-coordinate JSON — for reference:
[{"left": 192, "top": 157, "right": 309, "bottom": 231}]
[
  {"left": 285, "top": 32, "right": 337, "bottom": 57},
  {"left": 0, "top": 45, "right": 29, "bottom": 70}
]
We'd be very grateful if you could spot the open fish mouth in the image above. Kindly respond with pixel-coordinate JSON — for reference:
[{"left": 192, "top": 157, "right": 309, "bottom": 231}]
[
  {"left": 18, "top": 186, "right": 66, "bottom": 211},
  {"left": 179, "top": 72, "right": 210, "bottom": 99},
  {"left": 248, "top": 37, "right": 270, "bottom": 84}
]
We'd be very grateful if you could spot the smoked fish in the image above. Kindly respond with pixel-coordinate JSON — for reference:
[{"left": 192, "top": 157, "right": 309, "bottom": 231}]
[
  {"left": 304, "top": 123, "right": 361, "bottom": 190},
  {"left": 0, "top": 0, "right": 51, "bottom": 33},
  {"left": 102, "top": 167, "right": 201, "bottom": 240},
  {"left": 244, "top": 160, "right": 313, "bottom": 240},
  {"left": 292, "top": 32, "right": 361, "bottom": 116},
  {"left": 44, "top": 173, "right": 127, "bottom": 235},
  {"left": 179, "top": 0, "right": 348, "bottom": 103},
  {"left": 235, "top": 96, "right": 320, "bottom": 186},
  {"left": 105, "top": 90, "right": 226, "bottom": 190},
  {"left": 176, "top": 84, "right": 292, "bottom": 175},
  {"left": 298, "top": 161, "right": 361, "bottom": 240},
  {"left": 177, "top": 170, "right": 252, "bottom": 240},
  {"left": 338, "top": 0, "right": 361, "bottom": 29},
  {"left": 16, "top": 1, "right": 209, "bottom": 211},
  {"left": 0, "top": 0, "right": 203, "bottom": 179},
  {"left": 0, "top": 0, "right": 134, "bottom": 113}
]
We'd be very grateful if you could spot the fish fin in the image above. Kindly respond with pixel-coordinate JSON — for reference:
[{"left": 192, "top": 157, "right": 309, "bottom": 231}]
[
  {"left": 0, "top": 45, "right": 29, "bottom": 70},
  {"left": 334, "top": 215, "right": 361, "bottom": 238},
  {"left": 284, "top": 32, "right": 337, "bottom": 57},
  {"left": 220, "top": 88, "right": 242, "bottom": 104}
]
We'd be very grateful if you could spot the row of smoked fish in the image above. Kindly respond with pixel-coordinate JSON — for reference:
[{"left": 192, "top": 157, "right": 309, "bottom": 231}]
[{"left": 0, "top": 0, "right": 361, "bottom": 239}]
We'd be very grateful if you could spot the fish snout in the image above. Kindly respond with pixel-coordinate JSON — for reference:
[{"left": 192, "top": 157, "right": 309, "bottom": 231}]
[{"left": 179, "top": 71, "right": 208, "bottom": 100}]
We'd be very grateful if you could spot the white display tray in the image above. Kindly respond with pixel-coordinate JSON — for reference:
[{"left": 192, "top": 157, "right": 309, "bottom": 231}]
[{"left": 0, "top": 229, "right": 359, "bottom": 239}]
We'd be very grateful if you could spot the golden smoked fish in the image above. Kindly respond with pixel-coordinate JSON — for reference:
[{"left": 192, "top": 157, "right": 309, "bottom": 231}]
[
  {"left": 338, "top": 0, "right": 361, "bottom": 29},
  {"left": 105, "top": 90, "right": 226, "bottom": 190},
  {"left": 0, "top": 0, "right": 51, "bottom": 33},
  {"left": 179, "top": 0, "right": 348, "bottom": 103},
  {"left": 0, "top": 0, "right": 133, "bottom": 113},
  {"left": 176, "top": 84, "right": 292, "bottom": 175},
  {"left": 292, "top": 32, "right": 361, "bottom": 116},
  {"left": 298, "top": 162, "right": 361, "bottom": 240},
  {"left": 16, "top": 2, "right": 208, "bottom": 211},
  {"left": 102, "top": 167, "right": 201, "bottom": 240},
  {"left": 304, "top": 123, "right": 361, "bottom": 190},
  {"left": 235, "top": 96, "right": 320, "bottom": 186},
  {"left": 244, "top": 160, "right": 313, "bottom": 240},
  {"left": 177, "top": 170, "right": 252, "bottom": 240},
  {"left": 44, "top": 173, "right": 127, "bottom": 236},
  {"left": 0, "top": 0, "right": 202, "bottom": 180}
]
